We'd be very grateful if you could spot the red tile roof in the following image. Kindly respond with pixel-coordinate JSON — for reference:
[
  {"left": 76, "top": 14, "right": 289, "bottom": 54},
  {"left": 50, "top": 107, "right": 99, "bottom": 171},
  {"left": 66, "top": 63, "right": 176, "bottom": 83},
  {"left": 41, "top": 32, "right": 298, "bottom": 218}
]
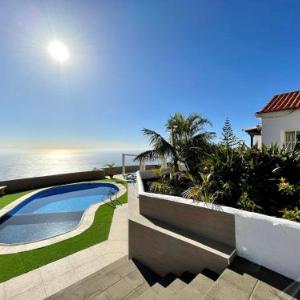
[{"left": 257, "top": 90, "right": 300, "bottom": 114}]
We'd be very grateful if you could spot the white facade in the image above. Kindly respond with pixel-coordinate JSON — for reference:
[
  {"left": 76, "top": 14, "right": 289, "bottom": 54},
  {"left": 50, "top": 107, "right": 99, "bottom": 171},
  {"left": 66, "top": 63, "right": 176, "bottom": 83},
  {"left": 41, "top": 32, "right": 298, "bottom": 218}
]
[{"left": 258, "top": 109, "right": 300, "bottom": 147}]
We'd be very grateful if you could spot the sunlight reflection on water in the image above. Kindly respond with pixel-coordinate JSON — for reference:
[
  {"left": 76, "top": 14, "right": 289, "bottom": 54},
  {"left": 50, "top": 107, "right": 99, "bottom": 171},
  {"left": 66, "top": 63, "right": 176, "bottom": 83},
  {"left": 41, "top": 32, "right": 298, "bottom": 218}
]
[{"left": 0, "top": 150, "right": 139, "bottom": 181}]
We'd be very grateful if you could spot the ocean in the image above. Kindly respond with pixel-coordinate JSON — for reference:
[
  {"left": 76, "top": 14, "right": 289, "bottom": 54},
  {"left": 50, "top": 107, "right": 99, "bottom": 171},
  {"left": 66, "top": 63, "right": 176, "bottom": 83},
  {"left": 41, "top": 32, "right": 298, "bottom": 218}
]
[{"left": 0, "top": 150, "right": 141, "bottom": 181}]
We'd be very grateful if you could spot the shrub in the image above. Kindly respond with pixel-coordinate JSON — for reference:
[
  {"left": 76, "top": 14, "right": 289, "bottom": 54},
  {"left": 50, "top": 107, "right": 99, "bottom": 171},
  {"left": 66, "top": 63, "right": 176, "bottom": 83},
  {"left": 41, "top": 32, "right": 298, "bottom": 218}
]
[
  {"left": 149, "top": 182, "right": 174, "bottom": 195},
  {"left": 105, "top": 163, "right": 115, "bottom": 179},
  {"left": 181, "top": 173, "right": 222, "bottom": 204},
  {"left": 237, "top": 192, "right": 262, "bottom": 212},
  {"left": 278, "top": 177, "right": 295, "bottom": 196},
  {"left": 142, "top": 129, "right": 300, "bottom": 222},
  {"left": 281, "top": 207, "right": 300, "bottom": 222},
  {"left": 205, "top": 146, "right": 246, "bottom": 206}
]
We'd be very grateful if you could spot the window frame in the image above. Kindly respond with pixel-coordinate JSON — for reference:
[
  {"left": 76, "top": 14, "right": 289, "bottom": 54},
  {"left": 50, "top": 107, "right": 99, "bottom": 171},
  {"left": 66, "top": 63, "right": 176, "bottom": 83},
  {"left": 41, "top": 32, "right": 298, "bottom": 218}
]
[{"left": 284, "top": 130, "right": 300, "bottom": 150}]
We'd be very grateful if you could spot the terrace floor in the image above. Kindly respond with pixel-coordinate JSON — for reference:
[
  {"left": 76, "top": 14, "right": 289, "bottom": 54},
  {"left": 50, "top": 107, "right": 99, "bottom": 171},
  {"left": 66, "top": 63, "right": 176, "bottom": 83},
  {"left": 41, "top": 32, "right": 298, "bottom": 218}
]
[
  {"left": 0, "top": 203, "right": 128, "bottom": 300},
  {"left": 45, "top": 182, "right": 300, "bottom": 300}
]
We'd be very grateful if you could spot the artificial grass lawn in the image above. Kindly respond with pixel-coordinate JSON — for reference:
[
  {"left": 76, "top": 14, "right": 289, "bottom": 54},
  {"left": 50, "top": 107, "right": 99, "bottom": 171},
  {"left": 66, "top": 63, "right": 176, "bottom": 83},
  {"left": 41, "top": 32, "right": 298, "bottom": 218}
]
[
  {"left": 0, "top": 179, "right": 127, "bottom": 283},
  {"left": 0, "top": 190, "right": 35, "bottom": 210}
]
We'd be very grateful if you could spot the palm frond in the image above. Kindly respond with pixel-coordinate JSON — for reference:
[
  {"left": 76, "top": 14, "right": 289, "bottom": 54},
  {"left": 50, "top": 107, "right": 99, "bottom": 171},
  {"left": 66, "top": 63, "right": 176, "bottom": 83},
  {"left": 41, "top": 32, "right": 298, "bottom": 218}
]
[
  {"left": 142, "top": 128, "right": 176, "bottom": 157},
  {"left": 134, "top": 150, "right": 161, "bottom": 162}
]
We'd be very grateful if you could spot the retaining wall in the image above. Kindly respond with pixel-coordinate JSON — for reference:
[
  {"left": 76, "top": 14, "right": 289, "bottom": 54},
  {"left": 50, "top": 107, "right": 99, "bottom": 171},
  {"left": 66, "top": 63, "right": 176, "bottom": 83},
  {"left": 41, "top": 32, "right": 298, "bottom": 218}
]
[
  {"left": 129, "top": 219, "right": 232, "bottom": 276},
  {"left": 102, "top": 164, "right": 159, "bottom": 177},
  {"left": 137, "top": 171, "right": 300, "bottom": 281},
  {"left": 139, "top": 194, "right": 235, "bottom": 248},
  {"left": 0, "top": 170, "right": 105, "bottom": 193}
]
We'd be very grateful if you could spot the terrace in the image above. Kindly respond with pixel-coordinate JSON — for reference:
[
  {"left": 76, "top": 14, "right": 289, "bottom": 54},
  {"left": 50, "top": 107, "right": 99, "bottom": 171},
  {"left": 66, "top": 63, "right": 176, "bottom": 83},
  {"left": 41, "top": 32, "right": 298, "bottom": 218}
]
[{"left": 0, "top": 167, "right": 299, "bottom": 299}]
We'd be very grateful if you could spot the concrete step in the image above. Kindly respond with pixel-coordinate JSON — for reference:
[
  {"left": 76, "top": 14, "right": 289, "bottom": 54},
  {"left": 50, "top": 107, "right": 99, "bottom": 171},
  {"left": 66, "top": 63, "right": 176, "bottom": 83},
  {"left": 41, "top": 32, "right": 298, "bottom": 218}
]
[
  {"left": 230, "top": 256, "right": 300, "bottom": 299},
  {"left": 135, "top": 288, "right": 158, "bottom": 300},
  {"left": 155, "top": 288, "right": 180, "bottom": 300},
  {"left": 136, "top": 275, "right": 191, "bottom": 299},
  {"left": 158, "top": 273, "right": 177, "bottom": 287},
  {"left": 123, "top": 282, "right": 150, "bottom": 299},
  {"left": 151, "top": 283, "right": 165, "bottom": 293},
  {"left": 47, "top": 256, "right": 154, "bottom": 300},
  {"left": 168, "top": 278, "right": 188, "bottom": 293},
  {"left": 204, "top": 268, "right": 258, "bottom": 300},
  {"left": 150, "top": 274, "right": 197, "bottom": 299},
  {"left": 140, "top": 285, "right": 200, "bottom": 300},
  {"left": 179, "top": 271, "right": 197, "bottom": 283},
  {"left": 48, "top": 254, "right": 300, "bottom": 300},
  {"left": 250, "top": 280, "right": 300, "bottom": 300},
  {"left": 100, "top": 268, "right": 147, "bottom": 299},
  {"left": 131, "top": 258, "right": 161, "bottom": 286},
  {"left": 174, "top": 286, "right": 202, "bottom": 300},
  {"left": 189, "top": 273, "right": 215, "bottom": 294},
  {"left": 47, "top": 256, "right": 131, "bottom": 300}
]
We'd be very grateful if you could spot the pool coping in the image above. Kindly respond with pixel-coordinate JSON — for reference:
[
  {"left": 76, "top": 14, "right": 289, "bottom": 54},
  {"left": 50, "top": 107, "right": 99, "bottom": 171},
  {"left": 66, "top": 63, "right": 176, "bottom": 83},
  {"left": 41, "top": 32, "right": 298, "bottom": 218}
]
[{"left": 0, "top": 181, "right": 126, "bottom": 254}]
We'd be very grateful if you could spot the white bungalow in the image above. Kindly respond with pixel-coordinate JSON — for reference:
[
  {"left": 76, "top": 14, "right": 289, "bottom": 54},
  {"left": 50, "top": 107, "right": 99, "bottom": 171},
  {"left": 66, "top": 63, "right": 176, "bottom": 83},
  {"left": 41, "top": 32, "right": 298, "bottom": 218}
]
[{"left": 246, "top": 90, "right": 300, "bottom": 149}]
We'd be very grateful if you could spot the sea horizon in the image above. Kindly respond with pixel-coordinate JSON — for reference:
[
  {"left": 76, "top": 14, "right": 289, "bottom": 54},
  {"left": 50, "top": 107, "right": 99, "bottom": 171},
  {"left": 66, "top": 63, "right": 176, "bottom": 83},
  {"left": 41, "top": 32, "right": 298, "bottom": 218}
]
[{"left": 0, "top": 149, "right": 142, "bottom": 181}]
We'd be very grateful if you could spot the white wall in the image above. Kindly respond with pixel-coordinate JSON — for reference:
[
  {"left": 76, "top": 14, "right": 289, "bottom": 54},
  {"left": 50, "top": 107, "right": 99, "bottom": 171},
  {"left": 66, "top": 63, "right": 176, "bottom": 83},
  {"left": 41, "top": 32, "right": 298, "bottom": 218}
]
[
  {"left": 235, "top": 210, "right": 300, "bottom": 281},
  {"left": 253, "top": 135, "right": 262, "bottom": 148},
  {"left": 261, "top": 109, "right": 300, "bottom": 146}
]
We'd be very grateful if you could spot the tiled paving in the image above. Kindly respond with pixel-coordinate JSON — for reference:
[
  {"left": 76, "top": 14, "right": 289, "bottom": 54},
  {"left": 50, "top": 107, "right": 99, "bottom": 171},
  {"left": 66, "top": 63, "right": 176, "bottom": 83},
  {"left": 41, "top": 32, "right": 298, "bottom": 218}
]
[
  {"left": 46, "top": 255, "right": 300, "bottom": 300},
  {"left": 0, "top": 203, "right": 128, "bottom": 300}
]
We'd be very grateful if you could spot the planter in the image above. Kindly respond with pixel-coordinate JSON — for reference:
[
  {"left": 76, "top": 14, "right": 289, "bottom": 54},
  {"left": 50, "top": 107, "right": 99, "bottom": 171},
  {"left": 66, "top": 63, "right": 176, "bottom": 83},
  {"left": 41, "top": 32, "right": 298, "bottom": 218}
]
[{"left": 138, "top": 171, "right": 300, "bottom": 281}]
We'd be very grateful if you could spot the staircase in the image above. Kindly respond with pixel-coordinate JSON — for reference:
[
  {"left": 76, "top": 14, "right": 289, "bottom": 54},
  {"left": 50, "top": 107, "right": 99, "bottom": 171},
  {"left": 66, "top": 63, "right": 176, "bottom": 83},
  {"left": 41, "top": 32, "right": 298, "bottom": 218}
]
[{"left": 47, "top": 256, "right": 300, "bottom": 300}]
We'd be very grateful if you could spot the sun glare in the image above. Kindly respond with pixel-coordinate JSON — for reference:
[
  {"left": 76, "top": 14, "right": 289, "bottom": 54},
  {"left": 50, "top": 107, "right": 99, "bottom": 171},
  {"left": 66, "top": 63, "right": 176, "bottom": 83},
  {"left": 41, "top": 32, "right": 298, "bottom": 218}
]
[
  {"left": 47, "top": 149, "right": 73, "bottom": 159},
  {"left": 47, "top": 40, "right": 70, "bottom": 63}
]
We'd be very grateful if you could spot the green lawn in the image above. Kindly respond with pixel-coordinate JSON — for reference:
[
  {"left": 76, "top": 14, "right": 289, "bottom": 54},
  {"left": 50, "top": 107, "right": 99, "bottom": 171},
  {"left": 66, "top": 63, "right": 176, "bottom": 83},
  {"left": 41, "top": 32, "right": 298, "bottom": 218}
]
[
  {"left": 0, "top": 179, "right": 127, "bottom": 283},
  {"left": 0, "top": 190, "right": 35, "bottom": 210}
]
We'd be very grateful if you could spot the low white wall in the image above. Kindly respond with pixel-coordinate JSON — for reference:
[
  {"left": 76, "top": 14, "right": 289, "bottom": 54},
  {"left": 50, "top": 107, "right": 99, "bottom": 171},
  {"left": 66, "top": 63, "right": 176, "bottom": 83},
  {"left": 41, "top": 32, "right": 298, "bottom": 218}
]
[
  {"left": 137, "top": 171, "right": 300, "bottom": 281},
  {"left": 235, "top": 210, "right": 300, "bottom": 281}
]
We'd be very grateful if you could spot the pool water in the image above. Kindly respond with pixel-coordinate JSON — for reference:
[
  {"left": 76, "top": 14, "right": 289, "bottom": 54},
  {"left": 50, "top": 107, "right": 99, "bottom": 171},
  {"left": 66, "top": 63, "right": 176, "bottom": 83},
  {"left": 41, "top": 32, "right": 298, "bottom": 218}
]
[{"left": 0, "top": 183, "right": 118, "bottom": 244}]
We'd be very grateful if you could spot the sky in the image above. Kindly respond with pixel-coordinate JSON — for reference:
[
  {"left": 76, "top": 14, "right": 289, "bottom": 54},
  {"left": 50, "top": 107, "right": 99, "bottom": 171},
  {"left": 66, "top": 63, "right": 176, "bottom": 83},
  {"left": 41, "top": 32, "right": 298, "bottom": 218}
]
[{"left": 1, "top": 0, "right": 300, "bottom": 151}]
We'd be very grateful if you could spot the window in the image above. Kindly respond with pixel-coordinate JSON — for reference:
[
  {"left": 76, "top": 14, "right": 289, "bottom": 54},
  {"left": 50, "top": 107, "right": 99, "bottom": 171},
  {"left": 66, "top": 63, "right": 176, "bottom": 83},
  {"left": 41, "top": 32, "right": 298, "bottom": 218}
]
[{"left": 285, "top": 131, "right": 300, "bottom": 150}]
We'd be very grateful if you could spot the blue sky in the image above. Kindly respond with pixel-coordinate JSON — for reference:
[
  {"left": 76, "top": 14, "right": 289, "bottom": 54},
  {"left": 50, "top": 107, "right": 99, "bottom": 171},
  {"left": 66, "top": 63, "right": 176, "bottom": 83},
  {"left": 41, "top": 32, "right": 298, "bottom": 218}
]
[{"left": 1, "top": 0, "right": 300, "bottom": 150}]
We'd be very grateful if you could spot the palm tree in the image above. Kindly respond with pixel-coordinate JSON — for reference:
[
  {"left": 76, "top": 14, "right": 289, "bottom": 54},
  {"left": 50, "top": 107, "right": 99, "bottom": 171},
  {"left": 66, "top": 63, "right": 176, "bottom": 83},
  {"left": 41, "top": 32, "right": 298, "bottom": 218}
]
[
  {"left": 135, "top": 128, "right": 180, "bottom": 172},
  {"left": 105, "top": 163, "right": 115, "bottom": 179},
  {"left": 135, "top": 113, "right": 215, "bottom": 175},
  {"left": 182, "top": 172, "right": 221, "bottom": 203},
  {"left": 167, "top": 113, "right": 212, "bottom": 143}
]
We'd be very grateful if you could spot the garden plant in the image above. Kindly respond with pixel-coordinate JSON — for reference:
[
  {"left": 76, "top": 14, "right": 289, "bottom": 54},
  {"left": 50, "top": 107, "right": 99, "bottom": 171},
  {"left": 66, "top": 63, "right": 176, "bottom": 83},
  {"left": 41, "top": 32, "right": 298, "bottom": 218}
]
[{"left": 136, "top": 114, "right": 300, "bottom": 222}]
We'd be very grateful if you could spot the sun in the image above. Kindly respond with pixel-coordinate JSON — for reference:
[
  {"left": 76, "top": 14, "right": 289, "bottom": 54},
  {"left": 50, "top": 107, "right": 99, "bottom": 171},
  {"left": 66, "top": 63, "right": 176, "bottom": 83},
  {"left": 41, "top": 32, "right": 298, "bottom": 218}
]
[{"left": 47, "top": 40, "right": 70, "bottom": 63}]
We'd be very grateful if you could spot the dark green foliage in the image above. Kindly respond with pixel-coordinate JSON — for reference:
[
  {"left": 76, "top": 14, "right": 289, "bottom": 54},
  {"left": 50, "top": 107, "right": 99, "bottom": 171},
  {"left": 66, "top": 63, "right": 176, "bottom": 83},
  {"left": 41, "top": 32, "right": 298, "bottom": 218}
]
[
  {"left": 139, "top": 114, "right": 300, "bottom": 222},
  {"left": 149, "top": 181, "right": 174, "bottom": 195},
  {"left": 205, "top": 145, "right": 246, "bottom": 206},
  {"left": 237, "top": 192, "right": 262, "bottom": 212},
  {"left": 148, "top": 142, "right": 300, "bottom": 221},
  {"left": 206, "top": 144, "right": 300, "bottom": 217},
  {"left": 181, "top": 173, "right": 222, "bottom": 203},
  {"left": 242, "top": 145, "right": 300, "bottom": 215},
  {"left": 281, "top": 207, "right": 300, "bottom": 222},
  {"left": 221, "top": 118, "right": 241, "bottom": 148},
  {"left": 135, "top": 113, "right": 215, "bottom": 175}
]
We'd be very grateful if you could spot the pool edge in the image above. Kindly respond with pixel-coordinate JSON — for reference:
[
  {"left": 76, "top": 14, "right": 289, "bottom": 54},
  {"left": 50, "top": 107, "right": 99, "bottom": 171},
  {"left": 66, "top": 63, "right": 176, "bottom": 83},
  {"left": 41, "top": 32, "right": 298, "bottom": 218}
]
[{"left": 0, "top": 182, "right": 127, "bottom": 254}]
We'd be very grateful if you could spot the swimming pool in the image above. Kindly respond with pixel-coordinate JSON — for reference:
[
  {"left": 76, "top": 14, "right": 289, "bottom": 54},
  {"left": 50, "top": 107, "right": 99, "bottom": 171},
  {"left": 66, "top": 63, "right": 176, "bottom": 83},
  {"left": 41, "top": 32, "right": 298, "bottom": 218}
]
[{"left": 0, "top": 183, "right": 118, "bottom": 244}]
